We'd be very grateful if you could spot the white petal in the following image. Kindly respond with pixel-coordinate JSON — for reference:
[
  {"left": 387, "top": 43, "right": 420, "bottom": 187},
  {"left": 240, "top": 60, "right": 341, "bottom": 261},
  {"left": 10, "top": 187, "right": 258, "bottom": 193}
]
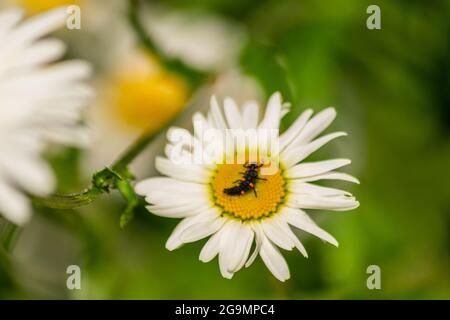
[
  {"left": 3, "top": 63, "right": 92, "bottom": 105},
  {"left": 166, "top": 127, "right": 194, "bottom": 144},
  {"left": 39, "top": 126, "right": 91, "bottom": 148},
  {"left": 0, "top": 7, "right": 66, "bottom": 60},
  {"left": 227, "top": 224, "right": 254, "bottom": 272},
  {"left": 223, "top": 97, "right": 242, "bottom": 129},
  {"left": 290, "top": 181, "right": 352, "bottom": 197},
  {"left": 259, "top": 235, "right": 290, "bottom": 282},
  {"left": 282, "top": 207, "right": 339, "bottom": 246},
  {"left": 287, "top": 194, "right": 360, "bottom": 211},
  {"left": 0, "top": 9, "right": 23, "bottom": 42},
  {"left": 165, "top": 143, "right": 192, "bottom": 164},
  {"left": 296, "top": 171, "right": 360, "bottom": 184},
  {"left": 209, "top": 95, "right": 227, "bottom": 130},
  {"left": 242, "top": 100, "right": 259, "bottom": 129},
  {"left": 155, "top": 157, "right": 210, "bottom": 183},
  {"left": 192, "top": 112, "right": 210, "bottom": 139},
  {"left": 146, "top": 203, "right": 211, "bottom": 218},
  {"left": 274, "top": 218, "right": 308, "bottom": 258},
  {"left": 279, "top": 109, "right": 313, "bottom": 150},
  {"left": 259, "top": 92, "right": 282, "bottom": 130},
  {"left": 0, "top": 153, "right": 55, "bottom": 195},
  {"left": 144, "top": 192, "right": 209, "bottom": 209},
  {"left": 0, "top": 180, "right": 31, "bottom": 225},
  {"left": 135, "top": 177, "right": 206, "bottom": 196},
  {"left": 245, "top": 223, "right": 263, "bottom": 268},
  {"left": 261, "top": 219, "right": 294, "bottom": 251},
  {"left": 5, "top": 39, "right": 65, "bottom": 72},
  {"left": 287, "top": 159, "right": 351, "bottom": 178},
  {"left": 218, "top": 221, "right": 240, "bottom": 279},
  {"left": 289, "top": 107, "right": 336, "bottom": 145},
  {"left": 282, "top": 132, "right": 347, "bottom": 168},
  {"left": 165, "top": 209, "right": 218, "bottom": 250},
  {"left": 180, "top": 217, "right": 225, "bottom": 243},
  {"left": 141, "top": 182, "right": 205, "bottom": 201},
  {"left": 280, "top": 102, "right": 291, "bottom": 118},
  {"left": 199, "top": 229, "right": 223, "bottom": 262}
]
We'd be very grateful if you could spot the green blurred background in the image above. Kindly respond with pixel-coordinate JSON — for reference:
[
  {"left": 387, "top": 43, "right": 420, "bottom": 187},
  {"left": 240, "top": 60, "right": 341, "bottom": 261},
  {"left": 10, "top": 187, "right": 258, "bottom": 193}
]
[{"left": 0, "top": 0, "right": 449, "bottom": 299}]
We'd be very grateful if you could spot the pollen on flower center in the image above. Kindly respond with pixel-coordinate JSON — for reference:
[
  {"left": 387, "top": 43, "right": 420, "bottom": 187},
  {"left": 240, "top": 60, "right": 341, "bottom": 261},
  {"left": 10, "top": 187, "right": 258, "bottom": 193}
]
[{"left": 211, "top": 163, "right": 286, "bottom": 221}]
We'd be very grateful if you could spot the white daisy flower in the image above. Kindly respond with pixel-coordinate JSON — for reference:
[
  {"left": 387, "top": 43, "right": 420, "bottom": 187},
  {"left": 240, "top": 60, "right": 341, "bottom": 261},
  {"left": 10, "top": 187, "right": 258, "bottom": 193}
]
[
  {"left": 135, "top": 92, "right": 359, "bottom": 282},
  {"left": 0, "top": 7, "right": 93, "bottom": 225}
]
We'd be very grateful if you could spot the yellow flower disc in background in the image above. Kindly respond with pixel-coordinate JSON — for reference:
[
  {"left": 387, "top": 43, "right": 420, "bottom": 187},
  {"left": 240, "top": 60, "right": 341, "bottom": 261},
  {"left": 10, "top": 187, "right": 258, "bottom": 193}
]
[
  {"left": 11, "top": 0, "right": 81, "bottom": 14},
  {"left": 113, "top": 72, "right": 189, "bottom": 131}
]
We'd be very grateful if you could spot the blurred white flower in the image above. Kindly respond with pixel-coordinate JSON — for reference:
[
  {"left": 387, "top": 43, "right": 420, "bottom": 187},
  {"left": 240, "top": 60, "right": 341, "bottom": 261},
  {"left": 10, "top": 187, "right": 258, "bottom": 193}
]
[
  {"left": 0, "top": 7, "right": 93, "bottom": 225},
  {"left": 84, "top": 50, "right": 190, "bottom": 176},
  {"left": 142, "top": 6, "right": 247, "bottom": 72},
  {"left": 135, "top": 92, "right": 359, "bottom": 281}
]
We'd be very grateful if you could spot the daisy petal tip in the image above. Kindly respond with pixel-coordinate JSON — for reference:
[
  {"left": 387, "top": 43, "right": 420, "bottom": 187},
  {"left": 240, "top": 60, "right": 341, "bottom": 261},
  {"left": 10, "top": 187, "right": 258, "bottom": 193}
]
[
  {"left": 327, "top": 238, "right": 339, "bottom": 247},
  {"left": 220, "top": 271, "right": 234, "bottom": 280},
  {"left": 165, "top": 243, "right": 178, "bottom": 251},
  {"left": 210, "top": 94, "right": 219, "bottom": 106},
  {"left": 224, "top": 96, "right": 234, "bottom": 104},
  {"left": 272, "top": 91, "right": 282, "bottom": 99},
  {"left": 327, "top": 106, "right": 337, "bottom": 114},
  {"left": 9, "top": 210, "right": 31, "bottom": 227},
  {"left": 338, "top": 158, "right": 352, "bottom": 167},
  {"left": 192, "top": 112, "right": 203, "bottom": 122},
  {"left": 278, "top": 275, "right": 290, "bottom": 282},
  {"left": 44, "top": 6, "right": 69, "bottom": 21},
  {"left": 144, "top": 205, "right": 154, "bottom": 214},
  {"left": 165, "top": 236, "right": 182, "bottom": 251},
  {"left": 269, "top": 92, "right": 283, "bottom": 106},
  {"left": 133, "top": 181, "right": 148, "bottom": 196}
]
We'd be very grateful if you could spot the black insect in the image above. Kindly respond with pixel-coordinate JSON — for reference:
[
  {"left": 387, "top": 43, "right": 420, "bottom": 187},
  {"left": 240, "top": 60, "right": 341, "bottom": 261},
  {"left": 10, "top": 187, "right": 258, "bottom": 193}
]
[{"left": 223, "top": 163, "right": 266, "bottom": 197}]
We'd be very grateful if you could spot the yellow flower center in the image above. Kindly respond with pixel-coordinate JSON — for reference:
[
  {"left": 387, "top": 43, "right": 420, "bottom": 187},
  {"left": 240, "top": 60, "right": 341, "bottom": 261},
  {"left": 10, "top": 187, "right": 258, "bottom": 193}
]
[
  {"left": 211, "top": 163, "right": 286, "bottom": 221},
  {"left": 11, "top": 0, "right": 81, "bottom": 14},
  {"left": 113, "top": 72, "right": 189, "bottom": 130}
]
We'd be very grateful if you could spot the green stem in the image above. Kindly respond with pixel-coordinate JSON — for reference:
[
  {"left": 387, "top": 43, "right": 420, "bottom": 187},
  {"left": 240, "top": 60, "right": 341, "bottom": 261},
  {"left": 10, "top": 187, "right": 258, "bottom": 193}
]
[
  {"left": 32, "top": 188, "right": 102, "bottom": 210},
  {"left": 32, "top": 120, "right": 168, "bottom": 210},
  {"left": 0, "top": 220, "right": 21, "bottom": 252}
]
